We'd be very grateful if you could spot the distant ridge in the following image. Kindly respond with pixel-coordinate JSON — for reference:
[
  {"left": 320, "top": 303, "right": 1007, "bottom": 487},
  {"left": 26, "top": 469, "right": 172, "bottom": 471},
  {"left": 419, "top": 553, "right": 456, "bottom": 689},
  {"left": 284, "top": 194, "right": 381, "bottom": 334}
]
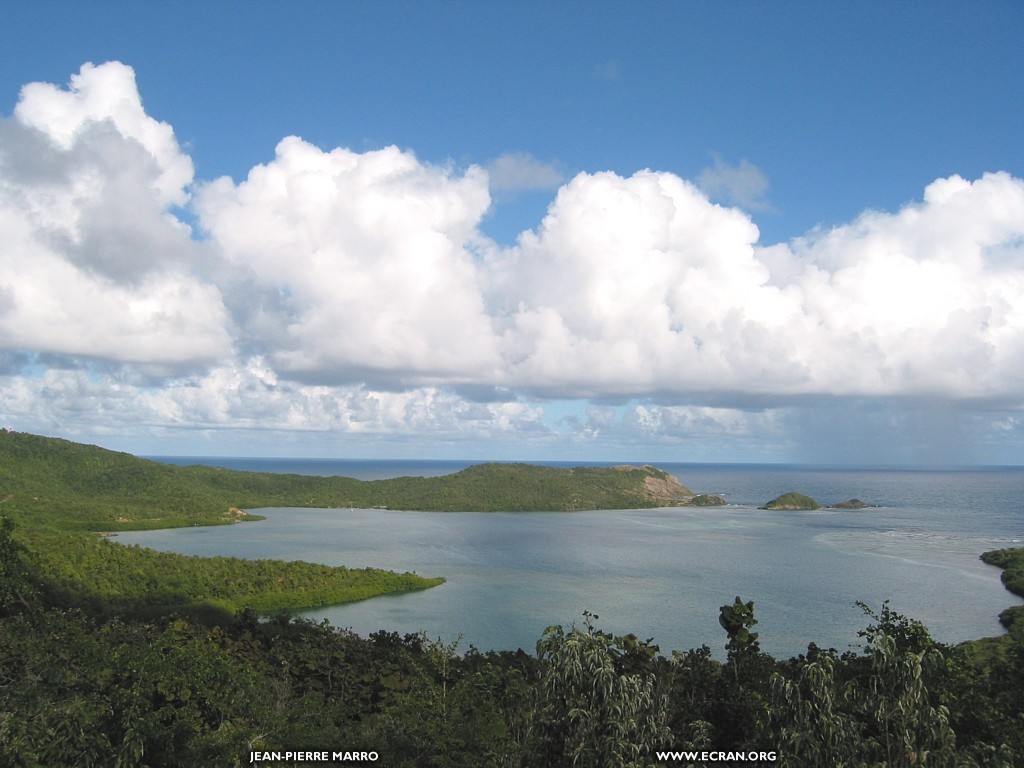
[
  {"left": 0, "top": 431, "right": 700, "bottom": 617},
  {"left": 0, "top": 430, "right": 695, "bottom": 526}
]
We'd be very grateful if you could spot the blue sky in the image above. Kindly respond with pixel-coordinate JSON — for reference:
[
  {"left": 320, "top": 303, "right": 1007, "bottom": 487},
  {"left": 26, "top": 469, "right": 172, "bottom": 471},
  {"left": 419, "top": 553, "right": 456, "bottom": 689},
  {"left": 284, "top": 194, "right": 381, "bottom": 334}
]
[{"left": 2, "top": 2, "right": 1024, "bottom": 464}]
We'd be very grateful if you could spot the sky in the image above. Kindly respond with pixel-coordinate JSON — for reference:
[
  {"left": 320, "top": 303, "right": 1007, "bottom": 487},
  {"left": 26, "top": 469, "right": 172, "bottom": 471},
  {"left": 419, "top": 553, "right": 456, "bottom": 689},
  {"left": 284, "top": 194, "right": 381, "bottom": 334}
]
[{"left": 1, "top": 2, "right": 1024, "bottom": 465}]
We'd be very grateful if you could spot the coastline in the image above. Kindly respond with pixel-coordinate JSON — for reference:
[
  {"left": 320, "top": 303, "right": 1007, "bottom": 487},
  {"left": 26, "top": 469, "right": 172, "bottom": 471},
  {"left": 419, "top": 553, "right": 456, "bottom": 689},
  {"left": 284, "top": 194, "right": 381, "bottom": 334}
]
[{"left": 118, "top": 503, "right": 1022, "bottom": 658}]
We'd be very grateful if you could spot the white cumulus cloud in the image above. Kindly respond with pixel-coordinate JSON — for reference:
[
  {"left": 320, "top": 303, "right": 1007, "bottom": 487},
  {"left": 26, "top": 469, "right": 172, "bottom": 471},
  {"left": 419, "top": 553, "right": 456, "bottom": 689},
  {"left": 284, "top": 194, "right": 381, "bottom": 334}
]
[
  {"left": 14, "top": 61, "right": 194, "bottom": 208},
  {"left": 194, "top": 136, "right": 501, "bottom": 386},
  {"left": 783, "top": 172, "right": 1024, "bottom": 398},
  {"left": 4, "top": 62, "right": 1024, "bottom": 456},
  {"left": 0, "top": 63, "right": 230, "bottom": 372},
  {"left": 482, "top": 168, "right": 1024, "bottom": 403},
  {"left": 487, "top": 169, "right": 807, "bottom": 397}
]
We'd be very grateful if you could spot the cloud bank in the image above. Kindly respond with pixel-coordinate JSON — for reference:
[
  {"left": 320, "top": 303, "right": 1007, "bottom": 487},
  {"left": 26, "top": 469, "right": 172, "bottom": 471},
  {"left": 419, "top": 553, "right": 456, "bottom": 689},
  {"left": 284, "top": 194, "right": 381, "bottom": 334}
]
[{"left": 2, "top": 63, "right": 1024, "bottom": 456}]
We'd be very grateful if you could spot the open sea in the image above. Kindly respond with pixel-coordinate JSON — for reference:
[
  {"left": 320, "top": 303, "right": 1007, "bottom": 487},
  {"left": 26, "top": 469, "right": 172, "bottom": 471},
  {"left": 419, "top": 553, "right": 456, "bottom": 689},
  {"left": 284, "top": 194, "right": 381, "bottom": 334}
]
[{"left": 122, "top": 458, "right": 1024, "bottom": 659}]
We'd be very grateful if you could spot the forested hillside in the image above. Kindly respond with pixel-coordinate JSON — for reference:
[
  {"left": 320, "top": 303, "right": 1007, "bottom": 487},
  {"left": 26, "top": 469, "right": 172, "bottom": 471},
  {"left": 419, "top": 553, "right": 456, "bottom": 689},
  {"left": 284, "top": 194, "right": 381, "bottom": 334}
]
[
  {"left": 0, "top": 430, "right": 694, "bottom": 621},
  {"left": 2, "top": 517, "right": 1023, "bottom": 767},
  {"left": 2, "top": 430, "right": 1023, "bottom": 766},
  {"left": 0, "top": 431, "right": 449, "bottom": 619},
  {"left": 0, "top": 430, "right": 692, "bottom": 531}
]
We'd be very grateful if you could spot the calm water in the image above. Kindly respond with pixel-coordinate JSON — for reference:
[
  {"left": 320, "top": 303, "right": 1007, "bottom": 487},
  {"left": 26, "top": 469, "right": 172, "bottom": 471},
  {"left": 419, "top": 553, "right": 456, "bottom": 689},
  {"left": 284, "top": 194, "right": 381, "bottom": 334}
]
[{"left": 125, "top": 459, "right": 1024, "bottom": 658}]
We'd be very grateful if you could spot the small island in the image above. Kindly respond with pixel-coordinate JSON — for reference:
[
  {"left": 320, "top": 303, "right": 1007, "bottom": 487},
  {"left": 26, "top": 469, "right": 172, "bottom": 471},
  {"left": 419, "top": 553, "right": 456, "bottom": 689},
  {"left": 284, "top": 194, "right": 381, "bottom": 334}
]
[
  {"left": 759, "top": 491, "right": 820, "bottom": 510},
  {"left": 760, "top": 493, "right": 878, "bottom": 511},
  {"left": 828, "top": 498, "right": 876, "bottom": 509}
]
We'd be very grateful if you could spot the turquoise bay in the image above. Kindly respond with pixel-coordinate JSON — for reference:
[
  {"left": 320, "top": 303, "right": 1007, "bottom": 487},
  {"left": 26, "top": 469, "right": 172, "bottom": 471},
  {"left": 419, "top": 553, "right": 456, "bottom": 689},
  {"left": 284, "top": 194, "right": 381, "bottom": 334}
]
[{"left": 121, "top": 462, "right": 1024, "bottom": 658}]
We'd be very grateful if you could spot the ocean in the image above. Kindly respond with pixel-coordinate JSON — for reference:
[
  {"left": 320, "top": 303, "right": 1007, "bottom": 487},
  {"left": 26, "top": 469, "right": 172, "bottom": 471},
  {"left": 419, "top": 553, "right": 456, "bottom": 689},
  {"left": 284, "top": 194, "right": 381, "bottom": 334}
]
[{"left": 123, "top": 458, "right": 1024, "bottom": 659}]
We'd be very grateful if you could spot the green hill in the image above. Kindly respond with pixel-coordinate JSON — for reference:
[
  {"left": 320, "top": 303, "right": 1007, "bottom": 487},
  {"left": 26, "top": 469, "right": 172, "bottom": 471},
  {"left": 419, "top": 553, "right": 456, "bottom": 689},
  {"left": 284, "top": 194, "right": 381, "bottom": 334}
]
[
  {"left": 0, "top": 430, "right": 693, "bottom": 529},
  {"left": 0, "top": 430, "right": 693, "bottom": 618},
  {"left": 0, "top": 431, "right": 446, "bottom": 618}
]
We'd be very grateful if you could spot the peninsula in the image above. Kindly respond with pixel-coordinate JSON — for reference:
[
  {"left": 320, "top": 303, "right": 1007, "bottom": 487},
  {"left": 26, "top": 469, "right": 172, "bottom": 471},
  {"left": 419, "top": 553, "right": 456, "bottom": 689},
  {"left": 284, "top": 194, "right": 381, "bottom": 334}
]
[{"left": 0, "top": 430, "right": 697, "bottom": 617}]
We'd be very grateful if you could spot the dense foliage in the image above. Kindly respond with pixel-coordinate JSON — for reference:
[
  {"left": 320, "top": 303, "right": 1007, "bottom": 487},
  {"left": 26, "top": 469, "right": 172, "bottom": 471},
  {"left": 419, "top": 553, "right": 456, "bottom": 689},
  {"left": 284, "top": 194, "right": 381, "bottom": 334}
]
[
  {"left": 24, "top": 527, "right": 441, "bottom": 620},
  {"left": 981, "top": 548, "right": 1024, "bottom": 603},
  {"left": 981, "top": 548, "right": 1024, "bottom": 632},
  {"left": 0, "top": 431, "right": 692, "bottom": 528},
  {"left": 2, "top": 518, "right": 1022, "bottom": 767},
  {"left": 2, "top": 430, "right": 1022, "bottom": 765}
]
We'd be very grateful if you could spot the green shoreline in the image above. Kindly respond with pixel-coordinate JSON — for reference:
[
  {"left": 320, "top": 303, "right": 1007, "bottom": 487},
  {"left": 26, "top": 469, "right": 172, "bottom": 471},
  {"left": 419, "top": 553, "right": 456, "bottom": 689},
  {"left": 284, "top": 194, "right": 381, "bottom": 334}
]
[
  {"left": 5, "top": 431, "right": 1024, "bottom": 766},
  {"left": 0, "top": 430, "right": 688, "bottom": 620},
  {"left": 3, "top": 429, "right": 1021, "bottom": 638},
  {"left": 979, "top": 548, "right": 1024, "bottom": 634}
]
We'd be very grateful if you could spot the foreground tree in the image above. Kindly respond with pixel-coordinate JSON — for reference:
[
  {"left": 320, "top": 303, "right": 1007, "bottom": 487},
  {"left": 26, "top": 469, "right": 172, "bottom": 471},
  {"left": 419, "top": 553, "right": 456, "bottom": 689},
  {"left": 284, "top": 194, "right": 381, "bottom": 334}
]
[
  {"left": 3, "top": 523, "right": 1023, "bottom": 768},
  {"left": 532, "top": 613, "right": 670, "bottom": 767},
  {"left": 770, "top": 603, "right": 1015, "bottom": 768}
]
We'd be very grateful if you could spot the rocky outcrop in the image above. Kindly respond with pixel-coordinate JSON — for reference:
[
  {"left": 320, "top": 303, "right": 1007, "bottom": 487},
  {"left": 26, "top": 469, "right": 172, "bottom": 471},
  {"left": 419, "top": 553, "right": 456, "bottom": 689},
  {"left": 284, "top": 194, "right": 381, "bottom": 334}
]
[
  {"left": 827, "top": 498, "right": 874, "bottom": 509},
  {"left": 613, "top": 465, "right": 694, "bottom": 501},
  {"left": 680, "top": 494, "right": 727, "bottom": 507},
  {"left": 611, "top": 466, "right": 731, "bottom": 506}
]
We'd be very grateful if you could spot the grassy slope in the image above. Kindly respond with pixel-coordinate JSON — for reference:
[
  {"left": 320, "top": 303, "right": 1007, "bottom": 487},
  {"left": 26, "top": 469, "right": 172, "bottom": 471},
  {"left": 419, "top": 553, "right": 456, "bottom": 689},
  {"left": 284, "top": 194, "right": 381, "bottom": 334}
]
[{"left": 0, "top": 431, "right": 690, "bottom": 618}]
